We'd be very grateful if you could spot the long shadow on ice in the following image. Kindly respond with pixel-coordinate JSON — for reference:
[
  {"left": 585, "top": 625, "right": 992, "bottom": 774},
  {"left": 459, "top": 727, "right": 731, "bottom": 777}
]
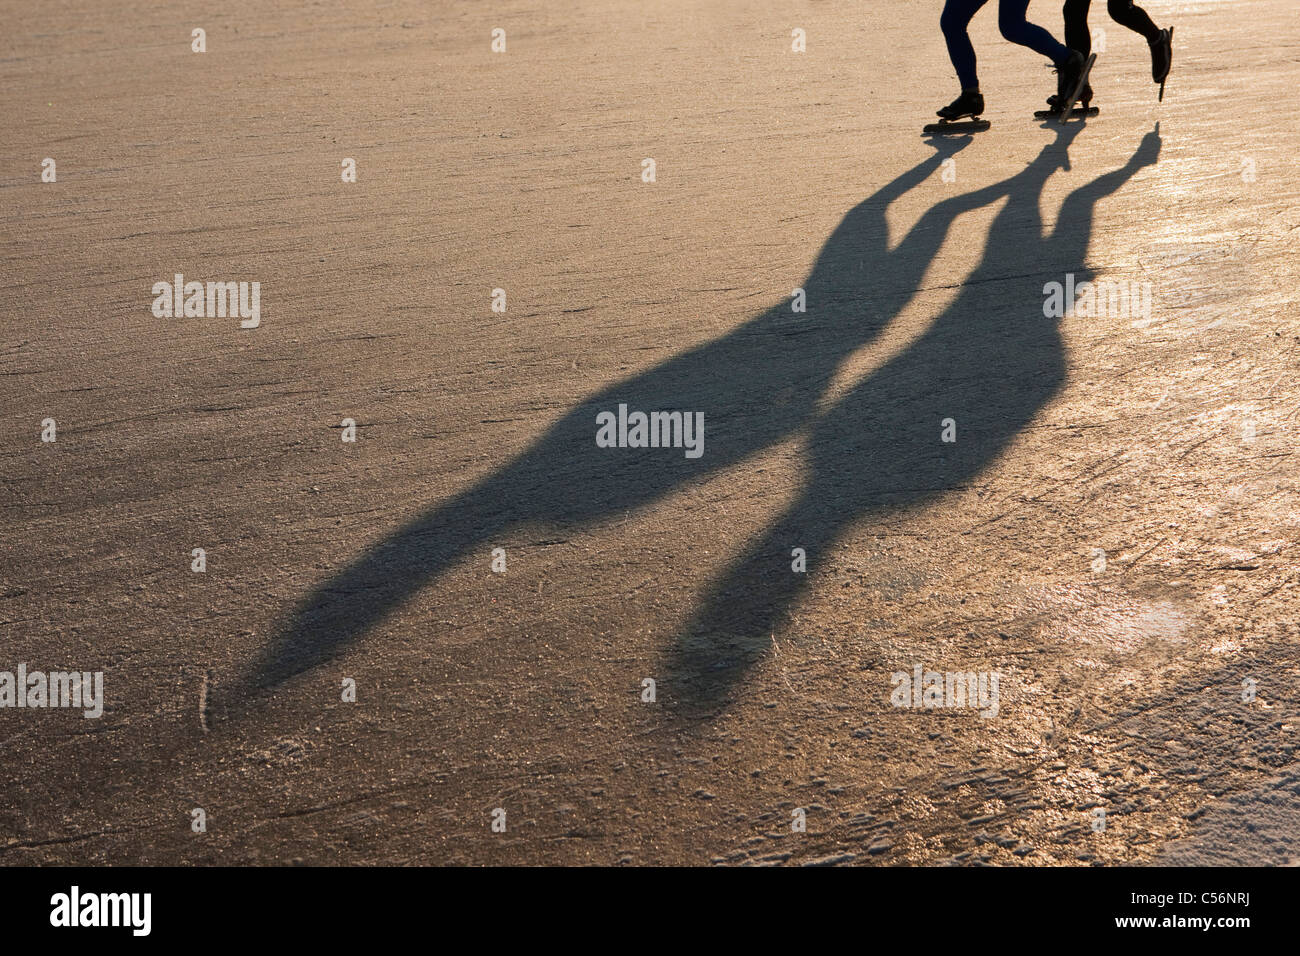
[{"left": 240, "top": 124, "right": 1160, "bottom": 714}]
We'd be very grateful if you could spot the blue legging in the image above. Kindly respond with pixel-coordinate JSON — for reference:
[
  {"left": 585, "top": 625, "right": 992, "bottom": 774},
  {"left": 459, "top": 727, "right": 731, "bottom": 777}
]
[{"left": 942, "top": 0, "right": 1072, "bottom": 90}]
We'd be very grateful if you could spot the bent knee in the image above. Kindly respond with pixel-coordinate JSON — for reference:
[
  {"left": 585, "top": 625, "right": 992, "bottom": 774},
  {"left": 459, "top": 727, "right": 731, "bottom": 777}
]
[{"left": 941, "top": 1, "right": 977, "bottom": 35}]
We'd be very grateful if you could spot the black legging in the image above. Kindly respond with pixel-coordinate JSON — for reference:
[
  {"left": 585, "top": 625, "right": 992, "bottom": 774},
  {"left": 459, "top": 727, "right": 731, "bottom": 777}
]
[
  {"left": 1064, "top": 0, "right": 1160, "bottom": 57},
  {"left": 942, "top": 0, "right": 1072, "bottom": 90}
]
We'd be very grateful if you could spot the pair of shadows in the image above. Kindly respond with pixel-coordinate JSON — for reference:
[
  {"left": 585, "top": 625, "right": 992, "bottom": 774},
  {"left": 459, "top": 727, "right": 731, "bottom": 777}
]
[{"left": 233, "top": 123, "right": 1161, "bottom": 716}]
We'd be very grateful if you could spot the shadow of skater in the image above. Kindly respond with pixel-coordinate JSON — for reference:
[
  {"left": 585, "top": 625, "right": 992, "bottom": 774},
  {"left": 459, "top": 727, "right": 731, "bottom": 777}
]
[
  {"left": 666, "top": 123, "right": 1162, "bottom": 709},
  {"left": 239, "top": 126, "right": 1155, "bottom": 711}
]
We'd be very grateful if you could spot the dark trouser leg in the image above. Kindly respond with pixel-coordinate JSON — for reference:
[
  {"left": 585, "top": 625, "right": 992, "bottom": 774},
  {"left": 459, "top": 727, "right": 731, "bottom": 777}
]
[
  {"left": 997, "top": 0, "right": 1072, "bottom": 66},
  {"left": 941, "top": 0, "right": 989, "bottom": 90},
  {"left": 1063, "top": 0, "right": 1092, "bottom": 56},
  {"left": 1107, "top": 0, "right": 1160, "bottom": 41}
]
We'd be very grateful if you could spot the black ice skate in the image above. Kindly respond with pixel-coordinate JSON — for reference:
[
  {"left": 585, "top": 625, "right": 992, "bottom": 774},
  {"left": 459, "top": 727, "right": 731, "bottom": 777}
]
[
  {"left": 1151, "top": 26, "right": 1173, "bottom": 101},
  {"left": 1054, "top": 51, "right": 1096, "bottom": 123},
  {"left": 924, "top": 90, "right": 990, "bottom": 135},
  {"left": 1039, "top": 83, "right": 1096, "bottom": 120}
]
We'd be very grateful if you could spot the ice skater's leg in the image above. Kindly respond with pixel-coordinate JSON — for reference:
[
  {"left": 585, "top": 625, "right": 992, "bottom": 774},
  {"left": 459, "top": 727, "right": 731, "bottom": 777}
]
[
  {"left": 1106, "top": 0, "right": 1159, "bottom": 40},
  {"left": 941, "top": 0, "right": 990, "bottom": 91},
  {"left": 1063, "top": 0, "right": 1093, "bottom": 57},
  {"left": 1052, "top": 0, "right": 1094, "bottom": 108},
  {"left": 1109, "top": 0, "right": 1171, "bottom": 85},
  {"left": 997, "top": 0, "right": 1072, "bottom": 65},
  {"left": 996, "top": 0, "right": 1087, "bottom": 106}
]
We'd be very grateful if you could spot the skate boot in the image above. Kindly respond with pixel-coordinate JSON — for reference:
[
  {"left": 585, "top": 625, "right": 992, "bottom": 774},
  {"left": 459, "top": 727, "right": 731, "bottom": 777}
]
[
  {"left": 1149, "top": 27, "right": 1173, "bottom": 84},
  {"left": 937, "top": 89, "right": 984, "bottom": 121},
  {"left": 1046, "top": 83, "right": 1092, "bottom": 113},
  {"left": 1056, "top": 51, "right": 1087, "bottom": 104}
]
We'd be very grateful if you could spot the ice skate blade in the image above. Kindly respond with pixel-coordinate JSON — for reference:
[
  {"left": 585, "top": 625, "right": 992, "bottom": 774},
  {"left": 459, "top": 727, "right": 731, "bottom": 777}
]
[
  {"left": 922, "top": 119, "right": 991, "bottom": 135},
  {"left": 1035, "top": 106, "right": 1098, "bottom": 120}
]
